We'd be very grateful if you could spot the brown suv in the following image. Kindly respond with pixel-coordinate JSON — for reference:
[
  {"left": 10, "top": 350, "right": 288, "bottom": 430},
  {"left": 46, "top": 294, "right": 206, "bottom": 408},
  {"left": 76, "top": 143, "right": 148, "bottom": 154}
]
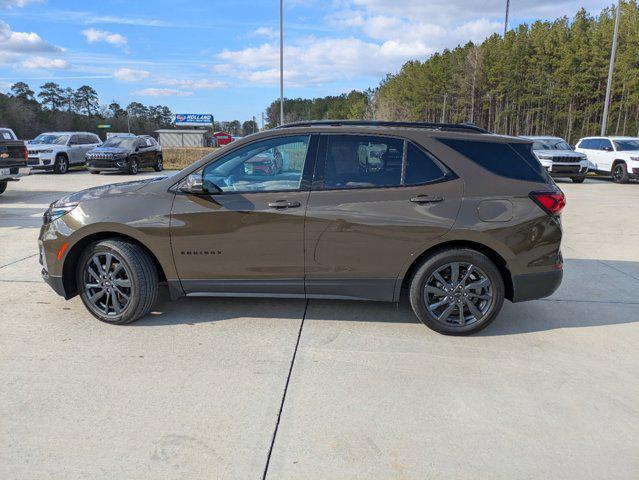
[{"left": 39, "top": 121, "right": 564, "bottom": 335}]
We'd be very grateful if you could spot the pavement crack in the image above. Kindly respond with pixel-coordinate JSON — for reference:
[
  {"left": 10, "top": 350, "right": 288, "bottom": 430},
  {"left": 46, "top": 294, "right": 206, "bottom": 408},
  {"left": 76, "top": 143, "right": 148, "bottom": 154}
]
[
  {"left": 0, "top": 253, "right": 37, "bottom": 270},
  {"left": 262, "top": 299, "right": 308, "bottom": 480}
]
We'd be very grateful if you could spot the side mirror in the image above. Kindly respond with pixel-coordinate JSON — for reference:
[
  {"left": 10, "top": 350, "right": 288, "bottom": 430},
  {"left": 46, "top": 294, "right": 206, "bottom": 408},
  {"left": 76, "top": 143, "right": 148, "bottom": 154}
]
[{"left": 180, "top": 173, "right": 206, "bottom": 194}]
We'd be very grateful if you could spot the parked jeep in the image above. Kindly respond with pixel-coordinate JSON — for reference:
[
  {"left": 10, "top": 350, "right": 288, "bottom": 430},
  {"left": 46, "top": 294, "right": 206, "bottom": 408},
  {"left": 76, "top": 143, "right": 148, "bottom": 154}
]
[
  {"left": 575, "top": 136, "right": 639, "bottom": 183},
  {"left": 28, "top": 132, "right": 101, "bottom": 174},
  {"left": 521, "top": 136, "right": 589, "bottom": 183},
  {"left": 0, "top": 127, "right": 30, "bottom": 195},
  {"left": 85, "top": 135, "right": 163, "bottom": 174}
]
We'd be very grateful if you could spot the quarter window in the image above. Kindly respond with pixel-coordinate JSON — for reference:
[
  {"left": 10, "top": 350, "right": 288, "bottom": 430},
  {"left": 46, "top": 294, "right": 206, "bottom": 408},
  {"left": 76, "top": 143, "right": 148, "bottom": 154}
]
[
  {"left": 404, "top": 142, "right": 447, "bottom": 185},
  {"left": 203, "top": 135, "right": 310, "bottom": 193}
]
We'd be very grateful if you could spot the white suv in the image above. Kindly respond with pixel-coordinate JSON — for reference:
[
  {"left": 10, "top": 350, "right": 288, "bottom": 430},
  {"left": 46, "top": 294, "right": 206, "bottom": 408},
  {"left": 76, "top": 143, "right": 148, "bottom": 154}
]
[
  {"left": 575, "top": 136, "right": 639, "bottom": 183},
  {"left": 27, "top": 132, "right": 101, "bottom": 174}
]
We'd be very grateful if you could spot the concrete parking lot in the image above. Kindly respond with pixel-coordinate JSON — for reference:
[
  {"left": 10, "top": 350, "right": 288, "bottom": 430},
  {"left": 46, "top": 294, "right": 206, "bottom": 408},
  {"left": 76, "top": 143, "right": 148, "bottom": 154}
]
[{"left": 1, "top": 171, "right": 638, "bottom": 479}]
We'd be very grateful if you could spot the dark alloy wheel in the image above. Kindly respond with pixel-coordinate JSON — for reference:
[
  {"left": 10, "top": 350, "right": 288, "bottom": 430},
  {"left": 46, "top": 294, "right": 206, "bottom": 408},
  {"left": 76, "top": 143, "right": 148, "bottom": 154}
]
[
  {"left": 153, "top": 155, "right": 163, "bottom": 172},
  {"left": 410, "top": 248, "right": 504, "bottom": 335},
  {"left": 54, "top": 155, "right": 69, "bottom": 174},
  {"left": 612, "top": 162, "right": 629, "bottom": 184},
  {"left": 77, "top": 240, "right": 158, "bottom": 324},
  {"left": 0, "top": 181, "right": 6, "bottom": 195},
  {"left": 128, "top": 157, "right": 139, "bottom": 175}
]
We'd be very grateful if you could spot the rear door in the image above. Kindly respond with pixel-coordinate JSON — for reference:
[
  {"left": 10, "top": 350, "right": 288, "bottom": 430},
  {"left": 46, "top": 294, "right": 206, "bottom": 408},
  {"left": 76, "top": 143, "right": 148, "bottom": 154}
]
[
  {"left": 304, "top": 134, "right": 463, "bottom": 301},
  {"left": 170, "top": 134, "right": 316, "bottom": 295}
]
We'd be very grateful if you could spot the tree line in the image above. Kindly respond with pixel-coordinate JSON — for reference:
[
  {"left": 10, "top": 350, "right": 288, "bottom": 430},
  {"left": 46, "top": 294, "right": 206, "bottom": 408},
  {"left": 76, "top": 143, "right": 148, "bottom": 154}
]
[
  {"left": 266, "top": 2, "right": 639, "bottom": 143},
  {"left": 0, "top": 82, "right": 259, "bottom": 140}
]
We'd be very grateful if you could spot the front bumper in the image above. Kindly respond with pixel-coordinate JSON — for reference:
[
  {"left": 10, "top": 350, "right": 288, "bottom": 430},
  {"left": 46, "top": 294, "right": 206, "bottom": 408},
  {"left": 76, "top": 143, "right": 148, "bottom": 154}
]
[
  {"left": 86, "top": 158, "right": 129, "bottom": 172},
  {"left": 511, "top": 268, "right": 563, "bottom": 302},
  {"left": 27, "top": 155, "right": 55, "bottom": 169},
  {"left": 543, "top": 162, "right": 588, "bottom": 178}
]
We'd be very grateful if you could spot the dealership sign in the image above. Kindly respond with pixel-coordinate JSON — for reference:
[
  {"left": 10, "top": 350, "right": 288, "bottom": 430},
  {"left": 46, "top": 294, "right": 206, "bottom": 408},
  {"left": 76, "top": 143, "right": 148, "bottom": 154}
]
[{"left": 174, "top": 114, "right": 213, "bottom": 126}]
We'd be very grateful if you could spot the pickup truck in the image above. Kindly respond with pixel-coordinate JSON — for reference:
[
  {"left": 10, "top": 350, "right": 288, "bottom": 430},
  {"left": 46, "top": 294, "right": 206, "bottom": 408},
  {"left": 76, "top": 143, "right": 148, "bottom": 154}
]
[{"left": 0, "top": 128, "right": 30, "bottom": 195}]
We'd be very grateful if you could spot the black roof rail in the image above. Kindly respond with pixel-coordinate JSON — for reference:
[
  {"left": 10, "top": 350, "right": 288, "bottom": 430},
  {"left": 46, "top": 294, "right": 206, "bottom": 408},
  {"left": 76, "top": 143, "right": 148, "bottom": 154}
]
[{"left": 276, "top": 120, "right": 490, "bottom": 134}]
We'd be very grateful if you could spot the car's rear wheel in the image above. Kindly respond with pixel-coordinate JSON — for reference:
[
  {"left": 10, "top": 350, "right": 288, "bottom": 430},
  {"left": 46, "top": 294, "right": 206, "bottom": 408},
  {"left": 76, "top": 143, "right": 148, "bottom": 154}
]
[
  {"left": 0, "top": 181, "right": 7, "bottom": 195},
  {"left": 128, "top": 157, "right": 139, "bottom": 175},
  {"left": 77, "top": 239, "right": 158, "bottom": 324},
  {"left": 153, "top": 155, "right": 163, "bottom": 172},
  {"left": 409, "top": 248, "right": 504, "bottom": 335},
  {"left": 612, "top": 162, "right": 629, "bottom": 183},
  {"left": 54, "top": 154, "right": 69, "bottom": 174},
  {"left": 571, "top": 175, "right": 585, "bottom": 183}
]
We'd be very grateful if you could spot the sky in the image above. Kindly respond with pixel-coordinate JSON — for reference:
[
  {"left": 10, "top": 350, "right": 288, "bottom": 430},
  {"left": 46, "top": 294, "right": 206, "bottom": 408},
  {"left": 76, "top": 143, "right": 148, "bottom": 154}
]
[{"left": 0, "top": 0, "right": 610, "bottom": 123}]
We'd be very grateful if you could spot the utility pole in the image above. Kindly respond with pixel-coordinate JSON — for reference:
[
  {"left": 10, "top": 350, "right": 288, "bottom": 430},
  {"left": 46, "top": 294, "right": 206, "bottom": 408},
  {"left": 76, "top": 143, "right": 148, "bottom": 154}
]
[
  {"left": 126, "top": 108, "right": 130, "bottom": 133},
  {"left": 601, "top": 0, "right": 621, "bottom": 136},
  {"left": 279, "top": 0, "right": 284, "bottom": 126},
  {"left": 504, "top": 0, "right": 510, "bottom": 37},
  {"left": 441, "top": 93, "right": 448, "bottom": 123},
  {"left": 261, "top": 112, "right": 265, "bottom": 130}
]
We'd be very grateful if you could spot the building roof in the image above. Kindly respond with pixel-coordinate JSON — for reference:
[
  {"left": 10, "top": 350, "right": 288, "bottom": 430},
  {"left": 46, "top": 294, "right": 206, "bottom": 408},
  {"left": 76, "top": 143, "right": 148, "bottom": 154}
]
[{"left": 155, "top": 129, "right": 208, "bottom": 134}]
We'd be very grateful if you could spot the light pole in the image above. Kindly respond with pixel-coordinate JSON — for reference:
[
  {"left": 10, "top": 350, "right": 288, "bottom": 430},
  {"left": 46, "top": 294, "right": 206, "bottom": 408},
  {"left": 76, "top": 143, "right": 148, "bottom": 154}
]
[
  {"left": 279, "top": 0, "right": 284, "bottom": 126},
  {"left": 504, "top": 0, "right": 510, "bottom": 36},
  {"left": 601, "top": 0, "right": 621, "bottom": 136}
]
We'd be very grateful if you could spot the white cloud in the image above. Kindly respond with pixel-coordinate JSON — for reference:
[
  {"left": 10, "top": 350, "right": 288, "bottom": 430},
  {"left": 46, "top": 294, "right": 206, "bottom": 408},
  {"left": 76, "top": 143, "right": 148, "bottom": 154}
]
[
  {"left": 250, "top": 27, "right": 278, "bottom": 39},
  {"left": 215, "top": 36, "right": 433, "bottom": 87},
  {"left": 0, "top": 81, "right": 12, "bottom": 90},
  {"left": 82, "top": 28, "right": 127, "bottom": 47},
  {"left": 0, "top": 0, "right": 43, "bottom": 8},
  {"left": 113, "top": 67, "right": 150, "bottom": 82},
  {"left": 133, "top": 88, "right": 193, "bottom": 97},
  {"left": 0, "top": 20, "right": 63, "bottom": 65},
  {"left": 21, "top": 56, "right": 70, "bottom": 69},
  {"left": 155, "top": 78, "right": 229, "bottom": 90}
]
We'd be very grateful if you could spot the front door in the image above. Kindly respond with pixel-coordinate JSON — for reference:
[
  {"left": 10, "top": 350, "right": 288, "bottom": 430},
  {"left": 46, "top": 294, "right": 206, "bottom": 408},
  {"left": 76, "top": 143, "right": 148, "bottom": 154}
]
[
  {"left": 67, "top": 134, "right": 85, "bottom": 165},
  {"left": 170, "top": 134, "right": 316, "bottom": 296},
  {"left": 305, "top": 134, "right": 463, "bottom": 301}
]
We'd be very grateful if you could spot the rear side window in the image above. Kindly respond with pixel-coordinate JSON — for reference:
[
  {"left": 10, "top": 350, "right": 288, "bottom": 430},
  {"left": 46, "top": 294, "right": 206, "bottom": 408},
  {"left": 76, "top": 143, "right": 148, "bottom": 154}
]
[
  {"left": 404, "top": 142, "right": 447, "bottom": 185},
  {"left": 438, "top": 138, "right": 548, "bottom": 182},
  {"left": 323, "top": 135, "right": 404, "bottom": 189},
  {"left": 579, "top": 139, "right": 595, "bottom": 149}
]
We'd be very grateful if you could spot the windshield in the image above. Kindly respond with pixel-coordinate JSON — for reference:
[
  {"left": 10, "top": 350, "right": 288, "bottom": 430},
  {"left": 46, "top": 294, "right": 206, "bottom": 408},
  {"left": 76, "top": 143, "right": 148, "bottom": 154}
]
[
  {"left": 531, "top": 138, "right": 571, "bottom": 150},
  {"left": 613, "top": 139, "right": 639, "bottom": 151},
  {"left": 32, "top": 134, "right": 68, "bottom": 145},
  {"left": 102, "top": 137, "right": 136, "bottom": 148}
]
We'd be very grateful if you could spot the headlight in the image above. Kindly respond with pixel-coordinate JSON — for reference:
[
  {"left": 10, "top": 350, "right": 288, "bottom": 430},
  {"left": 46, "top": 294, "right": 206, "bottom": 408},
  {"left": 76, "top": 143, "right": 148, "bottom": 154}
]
[
  {"left": 43, "top": 202, "right": 78, "bottom": 224},
  {"left": 630, "top": 156, "right": 639, "bottom": 162},
  {"left": 39, "top": 149, "right": 54, "bottom": 154}
]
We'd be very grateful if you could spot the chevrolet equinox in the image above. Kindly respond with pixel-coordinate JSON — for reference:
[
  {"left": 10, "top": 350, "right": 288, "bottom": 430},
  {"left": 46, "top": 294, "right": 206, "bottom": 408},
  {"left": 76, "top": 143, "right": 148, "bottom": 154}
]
[{"left": 39, "top": 121, "right": 564, "bottom": 335}]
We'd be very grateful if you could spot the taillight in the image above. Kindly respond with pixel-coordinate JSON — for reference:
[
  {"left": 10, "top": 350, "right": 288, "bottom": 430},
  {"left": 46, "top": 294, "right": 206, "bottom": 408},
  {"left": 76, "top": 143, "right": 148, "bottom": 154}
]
[
  {"left": 530, "top": 191, "right": 565, "bottom": 215},
  {"left": 23, "top": 144, "right": 28, "bottom": 160}
]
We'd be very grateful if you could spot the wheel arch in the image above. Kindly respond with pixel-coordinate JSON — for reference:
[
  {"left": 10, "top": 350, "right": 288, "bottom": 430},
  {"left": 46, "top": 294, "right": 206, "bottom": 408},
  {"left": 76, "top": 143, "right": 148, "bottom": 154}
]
[
  {"left": 61, "top": 231, "right": 167, "bottom": 299},
  {"left": 398, "top": 240, "right": 514, "bottom": 301},
  {"left": 612, "top": 159, "right": 627, "bottom": 168}
]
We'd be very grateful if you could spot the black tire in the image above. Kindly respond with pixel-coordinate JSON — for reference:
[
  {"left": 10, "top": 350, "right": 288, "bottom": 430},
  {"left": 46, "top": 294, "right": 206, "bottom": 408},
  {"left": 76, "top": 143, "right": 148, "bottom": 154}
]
[
  {"left": 153, "top": 155, "right": 163, "bottom": 172},
  {"left": 128, "top": 157, "right": 139, "bottom": 175},
  {"left": 0, "top": 181, "right": 7, "bottom": 195},
  {"left": 612, "top": 162, "right": 629, "bottom": 184},
  {"left": 89, "top": 170, "right": 100, "bottom": 175},
  {"left": 409, "top": 248, "right": 505, "bottom": 335},
  {"left": 54, "top": 154, "right": 69, "bottom": 174},
  {"left": 76, "top": 239, "right": 158, "bottom": 325},
  {"left": 571, "top": 175, "right": 586, "bottom": 183}
]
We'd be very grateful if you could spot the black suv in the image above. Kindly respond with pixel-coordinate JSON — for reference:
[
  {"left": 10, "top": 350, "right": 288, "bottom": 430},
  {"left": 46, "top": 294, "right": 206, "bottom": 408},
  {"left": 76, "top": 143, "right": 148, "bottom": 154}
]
[
  {"left": 40, "top": 121, "right": 564, "bottom": 335},
  {"left": 86, "top": 135, "right": 163, "bottom": 175}
]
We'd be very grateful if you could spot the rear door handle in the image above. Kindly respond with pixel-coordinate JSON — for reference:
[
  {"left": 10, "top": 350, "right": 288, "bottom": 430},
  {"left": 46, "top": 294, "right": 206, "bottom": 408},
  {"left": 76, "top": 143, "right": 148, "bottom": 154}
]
[
  {"left": 268, "top": 200, "right": 301, "bottom": 209},
  {"left": 410, "top": 195, "right": 444, "bottom": 204}
]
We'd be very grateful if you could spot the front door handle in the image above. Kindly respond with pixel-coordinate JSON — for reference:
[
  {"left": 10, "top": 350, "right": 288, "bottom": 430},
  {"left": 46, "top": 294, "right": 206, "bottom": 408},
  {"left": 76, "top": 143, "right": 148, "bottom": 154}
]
[
  {"left": 268, "top": 200, "right": 301, "bottom": 209},
  {"left": 410, "top": 195, "right": 444, "bottom": 204}
]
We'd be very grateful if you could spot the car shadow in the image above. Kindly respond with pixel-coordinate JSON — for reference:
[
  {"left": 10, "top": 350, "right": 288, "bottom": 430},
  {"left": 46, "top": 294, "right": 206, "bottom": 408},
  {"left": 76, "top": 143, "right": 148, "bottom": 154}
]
[{"left": 134, "top": 258, "right": 639, "bottom": 335}]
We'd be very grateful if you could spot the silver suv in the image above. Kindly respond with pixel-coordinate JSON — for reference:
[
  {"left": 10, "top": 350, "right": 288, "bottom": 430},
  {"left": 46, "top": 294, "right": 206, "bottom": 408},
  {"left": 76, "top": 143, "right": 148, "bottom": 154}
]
[
  {"left": 521, "top": 136, "right": 589, "bottom": 183},
  {"left": 28, "top": 132, "right": 102, "bottom": 174}
]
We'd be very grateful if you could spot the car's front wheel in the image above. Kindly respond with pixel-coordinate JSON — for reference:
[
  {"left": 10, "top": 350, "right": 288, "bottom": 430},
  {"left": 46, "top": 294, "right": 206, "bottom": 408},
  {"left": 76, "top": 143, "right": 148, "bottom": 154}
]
[
  {"left": 128, "top": 157, "right": 139, "bottom": 175},
  {"left": 54, "top": 154, "right": 69, "bottom": 174},
  {"left": 77, "top": 239, "right": 158, "bottom": 324},
  {"left": 612, "top": 162, "right": 629, "bottom": 183},
  {"left": 0, "top": 181, "right": 7, "bottom": 195},
  {"left": 409, "top": 248, "right": 504, "bottom": 335},
  {"left": 153, "top": 155, "right": 163, "bottom": 172}
]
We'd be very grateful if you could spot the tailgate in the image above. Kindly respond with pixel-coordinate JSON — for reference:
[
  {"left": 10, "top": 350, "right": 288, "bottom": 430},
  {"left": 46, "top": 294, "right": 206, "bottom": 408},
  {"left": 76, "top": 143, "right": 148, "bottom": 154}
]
[{"left": 0, "top": 141, "right": 27, "bottom": 168}]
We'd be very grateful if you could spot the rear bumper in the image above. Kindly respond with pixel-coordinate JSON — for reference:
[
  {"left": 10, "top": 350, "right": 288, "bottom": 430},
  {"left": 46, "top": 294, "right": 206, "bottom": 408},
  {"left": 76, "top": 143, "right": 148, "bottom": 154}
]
[
  {"left": 0, "top": 166, "right": 31, "bottom": 181},
  {"left": 511, "top": 269, "right": 562, "bottom": 302},
  {"left": 41, "top": 268, "right": 67, "bottom": 297}
]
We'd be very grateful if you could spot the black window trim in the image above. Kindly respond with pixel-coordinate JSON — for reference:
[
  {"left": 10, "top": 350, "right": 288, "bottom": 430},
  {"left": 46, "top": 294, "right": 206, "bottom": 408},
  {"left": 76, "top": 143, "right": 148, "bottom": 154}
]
[
  {"left": 312, "top": 132, "right": 457, "bottom": 192},
  {"left": 177, "top": 134, "right": 318, "bottom": 196}
]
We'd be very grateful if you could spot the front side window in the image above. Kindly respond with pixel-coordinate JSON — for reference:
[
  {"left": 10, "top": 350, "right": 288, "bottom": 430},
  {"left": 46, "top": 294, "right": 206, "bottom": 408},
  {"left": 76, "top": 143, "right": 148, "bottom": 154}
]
[
  {"left": 203, "top": 135, "right": 310, "bottom": 193},
  {"left": 323, "top": 135, "right": 403, "bottom": 189},
  {"left": 613, "top": 139, "right": 639, "bottom": 151},
  {"left": 599, "top": 139, "right": 613, "bottom": 151}
]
